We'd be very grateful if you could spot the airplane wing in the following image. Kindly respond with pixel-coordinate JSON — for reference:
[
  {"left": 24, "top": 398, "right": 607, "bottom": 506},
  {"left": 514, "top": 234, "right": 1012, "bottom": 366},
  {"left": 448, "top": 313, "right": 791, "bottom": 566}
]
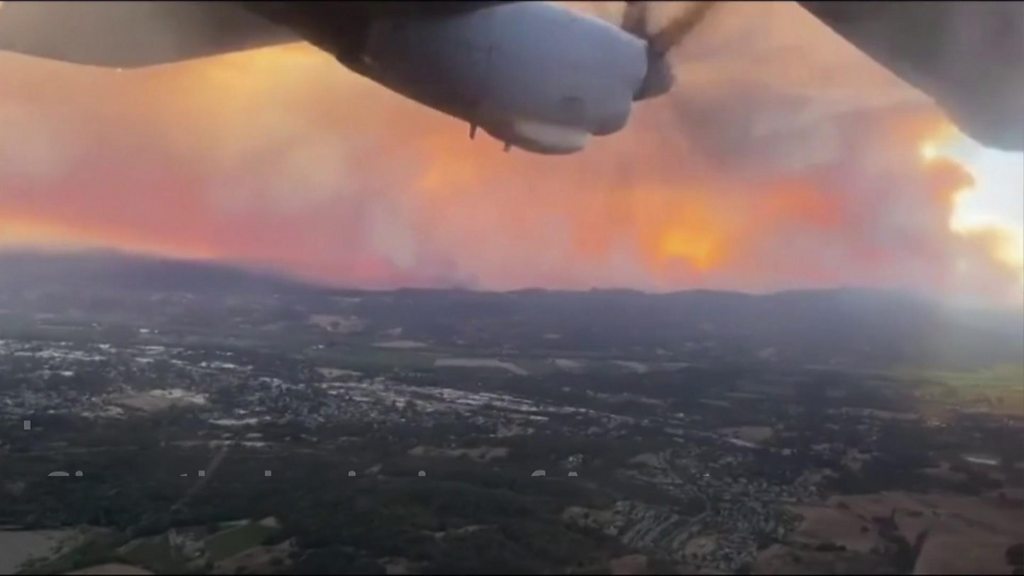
[
  {"left": 0, "top": 1, "right": 303, "bottom": 68},
  {"left": 798, "top": 1, "right": 1024, "bottom": 150},
  {"left": 0, "top": 1, "right": 512, "bottom": 69},
  {"left": 1, "top": 1, "right": 1019, "bottom": 150}
]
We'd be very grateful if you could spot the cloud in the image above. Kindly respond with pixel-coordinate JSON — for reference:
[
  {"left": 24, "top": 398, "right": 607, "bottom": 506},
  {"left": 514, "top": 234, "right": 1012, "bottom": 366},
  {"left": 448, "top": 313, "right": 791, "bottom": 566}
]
[{"left": 0, "top": 1, "right": 1019, "bottom": 306}]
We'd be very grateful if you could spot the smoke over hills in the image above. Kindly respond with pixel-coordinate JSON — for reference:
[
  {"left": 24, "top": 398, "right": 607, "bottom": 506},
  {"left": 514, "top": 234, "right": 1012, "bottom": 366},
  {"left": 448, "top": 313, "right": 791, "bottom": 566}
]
[
  {"left": 0, "top": 249, "right": 1019, "bottom": 371},
  {"left": 0, "top": 1, "right": 1020, "bottom": 306}
]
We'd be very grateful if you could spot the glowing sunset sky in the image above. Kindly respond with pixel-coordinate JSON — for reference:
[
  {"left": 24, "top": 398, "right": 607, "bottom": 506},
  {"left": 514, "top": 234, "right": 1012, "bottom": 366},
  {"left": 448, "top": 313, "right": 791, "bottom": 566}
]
[{"left": 1, "top": 1, "right": 1021, "bottom": 307}]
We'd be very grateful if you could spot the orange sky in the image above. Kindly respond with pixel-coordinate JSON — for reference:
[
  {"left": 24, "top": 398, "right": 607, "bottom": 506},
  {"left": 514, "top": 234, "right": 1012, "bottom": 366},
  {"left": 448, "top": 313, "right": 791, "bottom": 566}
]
[{"left": 1, "top": 1, "right": 1020, "bottom": 306}]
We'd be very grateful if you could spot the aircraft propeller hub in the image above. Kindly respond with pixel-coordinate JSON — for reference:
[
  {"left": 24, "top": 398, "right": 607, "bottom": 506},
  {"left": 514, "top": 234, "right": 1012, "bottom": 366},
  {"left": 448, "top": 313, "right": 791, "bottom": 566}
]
[{"left": 619, "top": 1, "right": 718, "bottom": 102}]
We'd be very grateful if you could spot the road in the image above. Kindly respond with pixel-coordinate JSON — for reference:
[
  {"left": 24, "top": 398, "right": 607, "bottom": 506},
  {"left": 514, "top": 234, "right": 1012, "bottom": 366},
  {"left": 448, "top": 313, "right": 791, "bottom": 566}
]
[{"left": 170, "top": 445, "right": 229, "bottom": 512}]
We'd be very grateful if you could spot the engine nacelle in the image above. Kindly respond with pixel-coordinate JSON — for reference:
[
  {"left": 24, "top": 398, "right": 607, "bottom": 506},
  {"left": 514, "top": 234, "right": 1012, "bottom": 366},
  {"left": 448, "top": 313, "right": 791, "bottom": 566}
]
[{"left": 352, "top": 2, "right": 650, "bottom": 154}]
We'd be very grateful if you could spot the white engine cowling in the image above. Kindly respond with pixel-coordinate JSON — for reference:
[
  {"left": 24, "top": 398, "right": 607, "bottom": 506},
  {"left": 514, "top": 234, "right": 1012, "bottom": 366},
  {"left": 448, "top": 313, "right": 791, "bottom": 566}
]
[{"left": 357, "top": 3, "right": 650, "bottom": 153}]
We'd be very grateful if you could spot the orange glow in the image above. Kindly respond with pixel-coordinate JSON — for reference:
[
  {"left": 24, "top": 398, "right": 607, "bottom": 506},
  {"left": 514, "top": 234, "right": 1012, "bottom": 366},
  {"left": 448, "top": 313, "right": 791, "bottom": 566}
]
[
  {"left": 0, "top": 1, "right": 1020, "bottom": 306},
  {"left": 0, "top": 210, "right": 221, "bottom": 260},
  {"left": 658, "top": 229, "right": 723, "bottom": 271}
]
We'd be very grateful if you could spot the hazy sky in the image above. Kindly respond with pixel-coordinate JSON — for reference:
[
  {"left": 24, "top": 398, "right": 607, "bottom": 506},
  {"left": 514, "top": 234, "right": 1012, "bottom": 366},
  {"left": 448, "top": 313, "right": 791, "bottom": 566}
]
[{"left": 0, "top": 1, "right": 1021, "bottom": 307}]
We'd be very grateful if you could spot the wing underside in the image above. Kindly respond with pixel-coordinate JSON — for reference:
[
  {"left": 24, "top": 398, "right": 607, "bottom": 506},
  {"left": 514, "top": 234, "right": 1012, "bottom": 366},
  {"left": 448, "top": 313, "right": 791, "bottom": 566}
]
[
  {"left": 798, "top": 0, "right": 1024, "bottom": 150},
  {"left": 0, "top": 1, "right": 300, "bottom": 68},
  {"left": 0, "top": 1, "right": 514, "bottom": 69}
]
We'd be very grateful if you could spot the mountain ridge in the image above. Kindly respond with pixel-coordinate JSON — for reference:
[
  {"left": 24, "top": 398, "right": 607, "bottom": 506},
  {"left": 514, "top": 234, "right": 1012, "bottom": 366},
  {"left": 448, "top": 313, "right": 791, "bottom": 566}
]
[
  {"left": 0, "top": 248, "right": 988, "bottom": 308},
  {"left": 0, "top": 248, "right": 1019, "bottom": 371}
]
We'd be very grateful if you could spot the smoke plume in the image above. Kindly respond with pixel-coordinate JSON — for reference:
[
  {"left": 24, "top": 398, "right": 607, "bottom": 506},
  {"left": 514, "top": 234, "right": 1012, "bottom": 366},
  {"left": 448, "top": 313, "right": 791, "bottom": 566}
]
[{"left": 0, "top": 1, "right": 1020, "bottom": 306}]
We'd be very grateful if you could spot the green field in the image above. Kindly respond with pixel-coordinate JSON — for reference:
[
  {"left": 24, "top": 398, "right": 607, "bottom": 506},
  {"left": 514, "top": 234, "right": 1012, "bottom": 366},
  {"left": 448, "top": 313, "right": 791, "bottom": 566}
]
[
  {"left": 117, "top": 534, "right": 191, "bottom": 574},
  {"left": 203, "top": 521, "right": 278, "bottom": 563},
  {"left": 893, "top": 363, "right": 1024, "bottom": 415}
]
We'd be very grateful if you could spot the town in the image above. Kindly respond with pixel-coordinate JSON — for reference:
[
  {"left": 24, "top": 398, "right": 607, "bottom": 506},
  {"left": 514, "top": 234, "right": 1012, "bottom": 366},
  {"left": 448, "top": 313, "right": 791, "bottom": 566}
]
[{"left": 1, "top": 253, "right": 1022, "bottom": 574}]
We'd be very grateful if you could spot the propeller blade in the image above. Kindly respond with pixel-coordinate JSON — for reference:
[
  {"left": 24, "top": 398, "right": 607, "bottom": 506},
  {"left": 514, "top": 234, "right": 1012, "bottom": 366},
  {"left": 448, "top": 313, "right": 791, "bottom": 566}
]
[
  {"left": 620, "top": 1, "right": 650, "bottom": 38},
  {"left": 648, "top": 1, "right": 718, "bottom": 56}
]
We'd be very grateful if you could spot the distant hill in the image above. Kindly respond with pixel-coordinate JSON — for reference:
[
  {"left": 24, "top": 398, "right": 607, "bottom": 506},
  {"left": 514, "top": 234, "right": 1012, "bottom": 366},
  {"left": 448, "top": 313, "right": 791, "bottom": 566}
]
[
  {"left": 0, "top": 249, "right": 318, "bottom": 297},
  {"left": 0, "top": 249, "right": 1020, "bottom": 370}
]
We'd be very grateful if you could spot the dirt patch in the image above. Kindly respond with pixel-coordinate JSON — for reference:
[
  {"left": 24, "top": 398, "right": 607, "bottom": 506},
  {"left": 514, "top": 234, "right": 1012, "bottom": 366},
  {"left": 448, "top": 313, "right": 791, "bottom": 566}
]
[
  {"left": 836, "top": 407, "right": 919, "bottom": 421},
  {"left": 718, "top": 426, "right": 774, "bottom": 444},
  {"left": 211, "top": 539, "right": 293, "bottom": 575},
  {"left": 110, "top": 390, "right": 206, "bottom": 413},
  {"left": 0, "top": 529, "right": 81, "bottom": 573},
  {"left": 434, "top": 358, "right": 528, "bottom": 376},
  {"left": 381, "top": 557, "right": 419, "bottom": 575},
  {"left": 554, "top": 358, "right": 586, "bottom": 372},
  {"left": 308, "top": 314, "right": 364, "bottom": 333},
  {"left": 609, "top": 554, "right": 648, "bottom": 574},
  {"left": 317, "top": 367, "right": 361, "bottom": 379},
  {"left": 752, "top": 544, "right": 891, "bottom": 574},
  {"left": 613, "top": 361, "right": 648, "bottom": 374},
  {"left": 786, "top": 505, "right": 877, "bottom": 554},
  {"left": 408, "top": 445, "right": 509, "bottom": 462},
  {"left": 373, "top": 340, "right": 428, "bottom": 349},
  {"left": 777, "top": 492, "right": 1024, "bottom": 574},
  {"left": 65, "top": 563, "right": 153, "bottom": 575}
]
